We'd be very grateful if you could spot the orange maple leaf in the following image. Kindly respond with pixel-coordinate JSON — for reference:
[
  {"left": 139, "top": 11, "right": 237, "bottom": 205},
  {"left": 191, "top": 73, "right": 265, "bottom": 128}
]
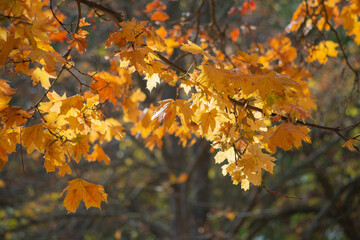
[
  {"left": 68, "top": 30, "right": 89, "bottom": 54},
  {"left": 151, "top": 11, "right": 169, "bottom": 21},
  {"left": 0, "top": 106, "right": 32, "bottom": 126},
  {"left": 266, "top": 123, "right": 311, "bottom": 153},
  {"left": 144, "top": 0, "right": 166, "bottom": 13},
  {"left": 50, "top": 30, "right": 68, "bottom": 42},
  {"left": 90, "top": 75, "right": 117, "bottom": 104},
  {"left": 62, "top": 178, "right": 108, "bottom": 213}
]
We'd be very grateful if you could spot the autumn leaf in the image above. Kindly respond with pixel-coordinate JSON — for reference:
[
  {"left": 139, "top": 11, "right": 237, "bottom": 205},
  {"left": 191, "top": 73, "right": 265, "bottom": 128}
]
[
  {"left": 22, "top": 124, "right": 47, "bottom": 154},
  {"left": 265, "top": 123, "right": 311, "bottom": 153},
  {"left": 342, "top": 139, "right": 357, "bottom": 151},
  {"left": 151, "top": 11, "right": 169, "bottom": 21},
  {"left": 174, "top": 99, "right": 193, "bottom": 126},
  {"left": 62, "top": 178, "right": 108, "bottom": 213},
  {"left": 27, "top": 48, "right": 66, "bottom": 71},
  {"left": 180, "top": 40, "right": 217, "bottom": 63},
  {"left": 151, "top": 99, "right": 193, "bottom": 129},
  {"left": 79, "top": 17, "right": 91, "bottom": 27},
  {"left": 0, "top": 130, "right": 18, "bottom": 170},
  {"left": 119, "top": 47, "right": 154, "bottom": 74},
  {"left": 240, "top": 0, "right": 256, "bottom": 15},
  {"left": 68, "top": 29, "right": 89, "bottom": 54},
  {"left": 240, "top": 144, "right": 276, "bottom": 186},
  {"left": 0, "top": 106, "right": 32, "bottom": 126},
  {"left": 145, "top": 73, "right": 161, "bottom": 92},
  {"left": 88, "top": 144, "right": 110, "bottom": 164},
  {"left": 49, "top": 30, "right": 68, "bottom": 42},
  {"left": 214, "top": 147, "right": 236, "bottom": 164},
  {"left": 90, "top": 75, "right": 117, "bottom": 104},
  {"left": 144, "top": 0, "right": 166, "bottom": 13},
  {"left": 199, "top": 108, "right": 218, "bottom": 134},
  {"left": 230, "top": 29, "right": 240, "bottom": 42},
  {"left": 152, "top": 99, "right": 176, "bottom": 129},
  {"left": 31, "top": 67, "right": 55, "bottom": 89},
  {"left": 307, "top": 41, "right": 338, "bottom": 64},
  {"left": 0, "top": 79, "right": 15, "bottom": 111},
  {"left": 0, "top": 34, "right": 18, "bottom": 65}
]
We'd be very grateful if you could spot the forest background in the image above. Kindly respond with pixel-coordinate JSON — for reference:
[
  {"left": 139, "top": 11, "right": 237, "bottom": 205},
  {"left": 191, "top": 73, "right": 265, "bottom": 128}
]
[{"left": 0, "top": 0, "right": 360, "bottom": 239}]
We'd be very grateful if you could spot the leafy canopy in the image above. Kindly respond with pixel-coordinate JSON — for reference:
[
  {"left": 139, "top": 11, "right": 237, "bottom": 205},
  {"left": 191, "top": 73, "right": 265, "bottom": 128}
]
[{"left": 1, "top": 0, "right": 359, "bottom": 213}]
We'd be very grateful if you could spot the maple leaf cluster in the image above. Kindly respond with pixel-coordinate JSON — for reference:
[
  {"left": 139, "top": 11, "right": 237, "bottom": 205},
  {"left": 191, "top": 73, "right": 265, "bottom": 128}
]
[{"left": 0, "top": 0, "right": 359, "bottom": 213}]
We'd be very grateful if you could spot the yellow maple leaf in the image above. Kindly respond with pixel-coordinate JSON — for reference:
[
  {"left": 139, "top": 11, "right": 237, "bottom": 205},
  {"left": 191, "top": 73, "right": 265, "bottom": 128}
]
[
  {"left": 31, "top": 67, "right": 55, "bottom": 89},
  {"left": 119, "top": 47, "right": 154, "bottom": 74},
  {"left": 0, "top": 96, "right": 11, "bottom": 112},
  {"left": 88, "top": 144, "right": 110, "bottom": 164},
  {"left": 145, "top": 26, "right": 167, "bottom": 51},
  {"left": 240, "top": 144, "right": 276, "bottom": 186},
  {"left": 152, "top": 99, "right": 176, "bottom": 129},
  {"left": 180, "top": 40, "right": 218, "bottom": 63},
  {"left": 174, "top": 99, "right": 193, "bottom": 126},
  {"left": 106, "top": 19, "right": 147, "bottom": 48},
  {"left": 61, "top": 178, "right": 108, "bottom": 213},
  {"left": 27, "top": 47, "right": 66, "bottom": 71},
  {"left": 0, "top": 34, "right": 18, "bottom": 65},
  {"left": 145, "top": 73, "right": 161, "bottom": 92},
  {"left": 214, "top": 147, "right": 236, "bottom": 164},
  {"left": 44, "top": 141, "right": 71, "bottom": 176},
  {"left": 22, "top": 124, "right": 47, "bottom": 154},
  {"left": 199, "top": 108, "right": 218, "bottom": 134},
  {"left": 152, "top": 99, "right": 193, "bottom": 129},
  {"left": 79, "top": 17, "right": 90, "bottom": 27},
  {"left": 0, "top": 79, "right": 14, "bottom": 111},
  {"left": 307, "top": 41, "right": 338, "bottom": 64},
  {"left": 0, "top": 130, "right": 18, "bottom": 170},
  {"left": 253, "top": 72, "right": 299, "bottom": 100}
]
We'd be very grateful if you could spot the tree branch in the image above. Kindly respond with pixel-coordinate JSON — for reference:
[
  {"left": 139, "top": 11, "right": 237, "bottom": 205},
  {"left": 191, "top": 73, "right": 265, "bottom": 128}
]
[{"left": 77, "top": 0, "right": 124, "bottom": 22}]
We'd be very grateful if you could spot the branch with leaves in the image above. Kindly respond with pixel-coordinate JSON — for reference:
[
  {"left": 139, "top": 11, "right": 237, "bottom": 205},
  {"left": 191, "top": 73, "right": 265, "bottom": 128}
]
[{"left": 1, "top": 0, "right": 360, "bottom": 216}]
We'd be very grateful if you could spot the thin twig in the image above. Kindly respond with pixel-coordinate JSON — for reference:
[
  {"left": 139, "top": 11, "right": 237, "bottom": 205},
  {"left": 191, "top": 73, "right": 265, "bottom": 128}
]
[
  {"left": 77, "top": 0, "right": 124, "bottom": 22},
  {"left": 49, "top": 0, "right": 71, "bottom": 34},
  {"left": 261, "top": 184, "right": 302, "bottom": 200},
  {"left": 19, "top": 126, "right": 25, "bottom": 174}
]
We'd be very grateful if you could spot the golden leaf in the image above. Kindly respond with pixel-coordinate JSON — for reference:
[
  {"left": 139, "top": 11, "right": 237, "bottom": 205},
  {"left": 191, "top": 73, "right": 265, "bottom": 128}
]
[
  {"left": 62, "top": 178, "right": 108, "bottom": 213},
  {"left": 265, "top": 123, "right": 311, "bottom": 153},
  {"left": 88, "top": 144, "right": 110, "bottom": 164}
]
